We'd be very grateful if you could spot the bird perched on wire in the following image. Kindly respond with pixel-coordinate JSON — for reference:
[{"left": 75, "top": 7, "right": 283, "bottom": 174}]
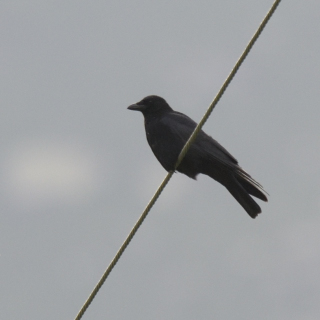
[{"left": 128, "top": 95, "right": 267, "bottom": 218}]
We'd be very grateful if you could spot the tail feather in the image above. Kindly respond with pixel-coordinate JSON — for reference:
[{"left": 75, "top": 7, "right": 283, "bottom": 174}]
[
  {"left": 203, "top": 165, "right": 267, "bottom": 218},
  {"left": 236, "top": 176, "right": 268, "bottom": 201},
  {"left": 233, "top": 167, "right": 268, "bottom": 202},
  {"left": 226, "top": 180, "right": 262, "bottom": 219}
]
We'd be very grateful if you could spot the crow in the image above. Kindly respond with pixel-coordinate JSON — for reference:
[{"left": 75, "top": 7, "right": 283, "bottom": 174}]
[{"left": 128, "top": 95, "right": 267, "bottom": 218}]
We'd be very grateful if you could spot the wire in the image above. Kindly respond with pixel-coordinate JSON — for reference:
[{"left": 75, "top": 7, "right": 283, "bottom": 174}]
[{"left": 74, "top": 1, "right": 281, "bottom": 319}]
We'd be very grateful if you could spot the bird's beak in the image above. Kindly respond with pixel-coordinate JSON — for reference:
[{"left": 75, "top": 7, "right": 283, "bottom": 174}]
[{"left": 127, "top": 103, "right": 146, "bottom": 111}]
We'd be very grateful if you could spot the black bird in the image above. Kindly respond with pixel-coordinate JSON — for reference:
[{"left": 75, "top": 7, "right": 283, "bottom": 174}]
[{"left": 128, "top": 95, "right": 267, "bottom": 218}]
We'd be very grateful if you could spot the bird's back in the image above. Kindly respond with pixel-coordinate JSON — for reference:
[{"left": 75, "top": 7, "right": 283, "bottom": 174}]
[{"left": 144, "top": 110, "right": 239, "bottom": 177}]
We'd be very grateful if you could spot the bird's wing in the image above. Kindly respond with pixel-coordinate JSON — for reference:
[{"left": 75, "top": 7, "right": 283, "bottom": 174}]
[
  {"left": 163, "top": 112, "right": 238, "bottom": 165},
  {"left": 162, "top": 112, "right": 266, "bottom": 193}
]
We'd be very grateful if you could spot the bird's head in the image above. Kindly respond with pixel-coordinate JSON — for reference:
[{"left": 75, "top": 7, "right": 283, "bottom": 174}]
[{"left": 127, "top": 95, "right": 173, "bottom": 116}]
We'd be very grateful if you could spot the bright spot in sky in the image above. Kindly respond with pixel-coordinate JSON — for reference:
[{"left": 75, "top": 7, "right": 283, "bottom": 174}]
[{"left": 4, "top": 140, "right": 97, "bottom": 207}]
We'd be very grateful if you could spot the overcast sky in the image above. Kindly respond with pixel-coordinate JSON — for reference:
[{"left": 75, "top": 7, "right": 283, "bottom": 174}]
[{"left": 1, "top": 1, "right": 320, "bottom": 319}]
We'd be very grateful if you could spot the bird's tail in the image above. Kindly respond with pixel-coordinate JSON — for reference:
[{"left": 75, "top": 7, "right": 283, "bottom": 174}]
[
  {"left": 236, "top": 175, "right": 268, "bottom": 202},
  {"left": 203, "top": 164, "right": 267, "bottom": 218},
  {"left": 225, "top": 179, "right": 262, "bottom": 219}
]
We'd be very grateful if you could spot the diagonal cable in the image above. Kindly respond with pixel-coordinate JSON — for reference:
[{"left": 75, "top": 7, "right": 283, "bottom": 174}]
[{"left": 74, "top": 1, "right": 281, "bottom": 319}]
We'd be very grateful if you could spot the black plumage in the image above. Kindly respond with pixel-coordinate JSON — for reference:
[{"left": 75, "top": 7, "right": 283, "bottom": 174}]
[{"left": 128, "top": 95, "right": 267, "bottom": 218}]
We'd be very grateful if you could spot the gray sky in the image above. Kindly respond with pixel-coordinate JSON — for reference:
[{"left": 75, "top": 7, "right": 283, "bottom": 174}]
[{"left": 1, "top": 1, "right": 320, "bottom": 319}]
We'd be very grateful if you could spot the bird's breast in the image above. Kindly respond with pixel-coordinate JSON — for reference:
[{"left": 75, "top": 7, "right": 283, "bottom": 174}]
[{"left": 145, "top": 125, "right": 184, "bottom": 171}]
